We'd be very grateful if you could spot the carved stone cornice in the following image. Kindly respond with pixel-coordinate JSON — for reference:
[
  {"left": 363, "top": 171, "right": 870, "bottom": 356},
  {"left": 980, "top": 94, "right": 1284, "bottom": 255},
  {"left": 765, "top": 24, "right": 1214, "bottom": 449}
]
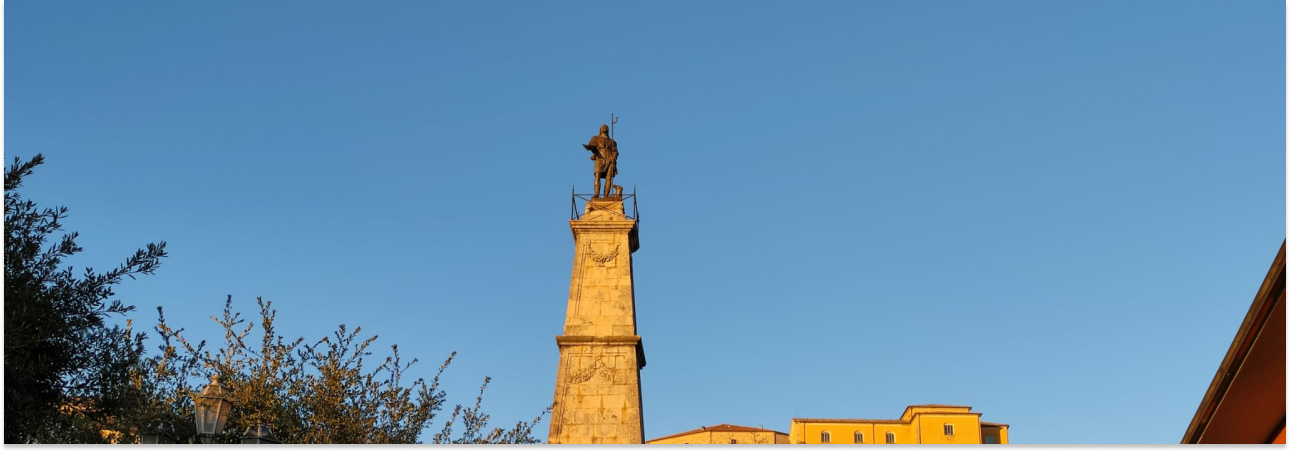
[{"left": 555, "top": 335, "right": 647, "bottom": 369}]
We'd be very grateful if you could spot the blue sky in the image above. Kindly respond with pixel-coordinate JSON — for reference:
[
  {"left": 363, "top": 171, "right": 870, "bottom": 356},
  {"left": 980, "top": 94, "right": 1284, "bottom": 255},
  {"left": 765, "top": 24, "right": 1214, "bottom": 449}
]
[{"left": 6, "top": 0, "right": 1285, "bottom": 444}]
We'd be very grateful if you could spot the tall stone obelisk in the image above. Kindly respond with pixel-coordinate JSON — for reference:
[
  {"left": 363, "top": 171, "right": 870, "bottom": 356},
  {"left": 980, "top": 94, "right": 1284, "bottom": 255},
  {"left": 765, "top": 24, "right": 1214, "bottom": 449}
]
[{"left": 546, "top": 193, "right": 645, "bottom": 444}]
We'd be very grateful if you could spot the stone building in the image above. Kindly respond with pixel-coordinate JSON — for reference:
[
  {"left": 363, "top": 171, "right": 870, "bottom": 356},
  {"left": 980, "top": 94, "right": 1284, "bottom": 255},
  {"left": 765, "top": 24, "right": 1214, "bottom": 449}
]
[
  {"left": 643, "top": 405, "right": 1008, "bottom": 445},
  {"left": 789, "top": 405, "right": 1010, "bottom": 444},
  {"left": 646, "top": 424, "right": 789, "bottom": 444}
]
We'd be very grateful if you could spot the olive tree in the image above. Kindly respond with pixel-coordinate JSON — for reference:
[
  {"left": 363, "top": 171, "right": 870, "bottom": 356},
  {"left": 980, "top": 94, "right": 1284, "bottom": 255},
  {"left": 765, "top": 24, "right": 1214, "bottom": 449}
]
[{"left": 139, "top": 297, "right": 549, "bottom": 444}]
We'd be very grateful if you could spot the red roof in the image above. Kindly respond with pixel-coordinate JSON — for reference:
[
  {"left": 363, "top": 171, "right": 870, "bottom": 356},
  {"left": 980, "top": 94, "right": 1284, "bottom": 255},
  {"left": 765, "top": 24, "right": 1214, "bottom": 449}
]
[{"left": 647, "top": 424, "right": 786, "bottom": 442}]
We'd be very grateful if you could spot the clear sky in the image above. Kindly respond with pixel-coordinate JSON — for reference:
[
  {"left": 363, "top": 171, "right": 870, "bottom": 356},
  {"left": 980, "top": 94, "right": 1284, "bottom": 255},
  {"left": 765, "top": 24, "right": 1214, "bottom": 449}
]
[{"left": 6, "top": 0, "right": 1285, "bottom": 444}]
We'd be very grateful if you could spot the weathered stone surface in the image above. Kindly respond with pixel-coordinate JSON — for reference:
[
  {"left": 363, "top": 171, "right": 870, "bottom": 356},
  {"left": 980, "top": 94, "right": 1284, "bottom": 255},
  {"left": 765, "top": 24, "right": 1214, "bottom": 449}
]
[{"left": 548, "top": 198, "right": 645, "bottom": 444}]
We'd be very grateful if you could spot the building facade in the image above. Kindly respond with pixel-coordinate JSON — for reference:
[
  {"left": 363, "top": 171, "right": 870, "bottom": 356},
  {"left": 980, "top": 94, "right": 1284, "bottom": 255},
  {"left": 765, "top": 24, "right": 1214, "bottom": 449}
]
[
  {"left": 646, "top": 424, "right": 789, "bottom": 444},
  {"left": 789, "top": 405, "right": 1009, "bottom": 444}
]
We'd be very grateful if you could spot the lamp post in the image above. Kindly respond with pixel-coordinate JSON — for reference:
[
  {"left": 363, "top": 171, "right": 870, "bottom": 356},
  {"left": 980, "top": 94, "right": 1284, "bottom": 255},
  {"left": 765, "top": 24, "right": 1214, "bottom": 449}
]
[
  {"left": 241, "top": 424, "right": 280, "bottom": 444},
  {"left": 139, "top": 420, "right": 176, "bottom": 444},
  {"left": 194, "top": 375, "right": 234, "bottom": 444}
]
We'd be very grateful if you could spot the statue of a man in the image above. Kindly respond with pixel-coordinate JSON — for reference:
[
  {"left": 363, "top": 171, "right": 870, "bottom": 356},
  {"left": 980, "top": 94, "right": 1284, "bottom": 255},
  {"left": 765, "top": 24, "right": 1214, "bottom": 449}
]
[{"left": 582, "top": 124, "right": 619, "bottom": 198}]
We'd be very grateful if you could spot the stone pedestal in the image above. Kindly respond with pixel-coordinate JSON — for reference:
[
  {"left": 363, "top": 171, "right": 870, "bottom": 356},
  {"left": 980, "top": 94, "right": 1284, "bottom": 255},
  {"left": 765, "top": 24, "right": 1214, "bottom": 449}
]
[{"left": 547, "top": 198, "right": 645, "bottom": 444}]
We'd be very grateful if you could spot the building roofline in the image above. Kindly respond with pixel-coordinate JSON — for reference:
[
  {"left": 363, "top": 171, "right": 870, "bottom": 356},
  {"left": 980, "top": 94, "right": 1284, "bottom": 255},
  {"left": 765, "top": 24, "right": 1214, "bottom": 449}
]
[
  {"left": 646, "top": 424, "right": 786, "bottom": 443},
  {"left": 900, "top": 404, "right": 974, "bottom": 419},
  {"left": 792, "top": 414, "right": 982, "bottom": 424},
  {"left": 792, "top": 418, "right": 910, "bottom": 424},
  {"left": 1181, "top": 240, "right": 1286, "bottom": 444},
  {"left": 906, "top": 404, "right": 973, "bottom": 408},
  {"left": 794, "top": 405, "right": 985, "bottom": 426}
]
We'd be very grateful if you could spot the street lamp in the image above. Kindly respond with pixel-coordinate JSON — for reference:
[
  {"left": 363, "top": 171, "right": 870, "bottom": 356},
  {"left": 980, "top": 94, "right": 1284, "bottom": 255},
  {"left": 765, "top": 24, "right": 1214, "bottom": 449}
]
[
  {"left": 140, "top": 420, "right": 176, "bottom": 444},
  {"left": 241, "top": 424, "right": 280, "bottom": 444},
  {"left": 194, "top": 375, "right": 234, "bottom": 444}
]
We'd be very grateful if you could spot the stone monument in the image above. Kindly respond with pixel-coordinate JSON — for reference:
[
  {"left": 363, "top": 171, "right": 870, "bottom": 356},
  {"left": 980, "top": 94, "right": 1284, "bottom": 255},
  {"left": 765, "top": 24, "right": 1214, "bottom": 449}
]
[{"left": 547, "top": 124, "right": 645, "bottom": 444}]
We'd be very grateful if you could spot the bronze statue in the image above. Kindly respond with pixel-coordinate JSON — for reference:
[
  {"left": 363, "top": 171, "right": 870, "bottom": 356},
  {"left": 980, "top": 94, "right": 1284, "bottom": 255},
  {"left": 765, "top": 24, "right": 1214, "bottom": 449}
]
[{"left": 583, "top": 124, "right": 620, "bottom": 198}]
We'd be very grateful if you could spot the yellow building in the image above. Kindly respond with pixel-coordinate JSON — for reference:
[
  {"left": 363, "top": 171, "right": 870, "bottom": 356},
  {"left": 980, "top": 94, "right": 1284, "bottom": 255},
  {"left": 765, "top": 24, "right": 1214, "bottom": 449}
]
[
  {"left": 647, "top": 424, "right": 789, "bottom": 444},
  {"left": 789, "top": 405, "right": 1009, "bottom": 444},
  {"left": 59, "top": 399, "right": 128, "bottom": 443}
]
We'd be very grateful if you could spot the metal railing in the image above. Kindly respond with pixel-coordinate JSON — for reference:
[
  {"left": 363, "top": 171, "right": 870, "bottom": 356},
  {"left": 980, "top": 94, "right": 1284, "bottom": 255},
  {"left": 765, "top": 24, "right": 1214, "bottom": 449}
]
[{"left": 570, "top": 186, "right": 639, "bottom": 221}]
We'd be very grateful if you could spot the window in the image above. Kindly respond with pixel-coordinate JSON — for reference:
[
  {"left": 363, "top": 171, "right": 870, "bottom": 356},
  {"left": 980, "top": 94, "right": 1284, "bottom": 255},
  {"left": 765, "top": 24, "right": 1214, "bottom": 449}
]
[
  {"left": 854, "top": 432, "right": 864, "bottom": 443},
  {"left": 944, "top": 423, "right": 955, "bottom": 436},
  {"left": 730, "top": 439, "right": 737, "bottom": 444},
  {"left": 885, "top": 432, "right": 896, "bottom": 444},
  {"left": 984, "top": 435, "right": 998, "bottom": 444},
  {"left": 821, "top": 431, "right": 832, "bottom": 443}
]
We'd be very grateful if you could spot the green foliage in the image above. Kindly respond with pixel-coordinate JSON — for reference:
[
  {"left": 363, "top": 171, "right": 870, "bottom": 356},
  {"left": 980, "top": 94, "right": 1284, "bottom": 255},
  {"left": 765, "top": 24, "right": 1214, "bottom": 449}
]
[
  {"left": 4, "top": 154, "right": 168, "bottom": 444},
  {"left": 141, "top": 297, "right": 550, "bottom": 444}
]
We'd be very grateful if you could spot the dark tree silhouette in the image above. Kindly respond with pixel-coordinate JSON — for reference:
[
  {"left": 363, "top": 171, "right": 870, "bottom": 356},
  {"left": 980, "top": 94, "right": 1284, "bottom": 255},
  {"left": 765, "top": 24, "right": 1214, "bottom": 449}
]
[{"left": 4, "top": 154, "right": 167, "bottom": 443}]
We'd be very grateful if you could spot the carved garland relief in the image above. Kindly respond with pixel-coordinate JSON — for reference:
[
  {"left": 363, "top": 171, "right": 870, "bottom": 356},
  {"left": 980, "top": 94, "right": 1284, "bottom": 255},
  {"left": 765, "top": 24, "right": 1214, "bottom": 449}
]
[
  {"left": 564, "top": 354, "right": 634, "bottom": 385},
  {"left": 587, "top": 243, "right": 619, "bottom": 267}
]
